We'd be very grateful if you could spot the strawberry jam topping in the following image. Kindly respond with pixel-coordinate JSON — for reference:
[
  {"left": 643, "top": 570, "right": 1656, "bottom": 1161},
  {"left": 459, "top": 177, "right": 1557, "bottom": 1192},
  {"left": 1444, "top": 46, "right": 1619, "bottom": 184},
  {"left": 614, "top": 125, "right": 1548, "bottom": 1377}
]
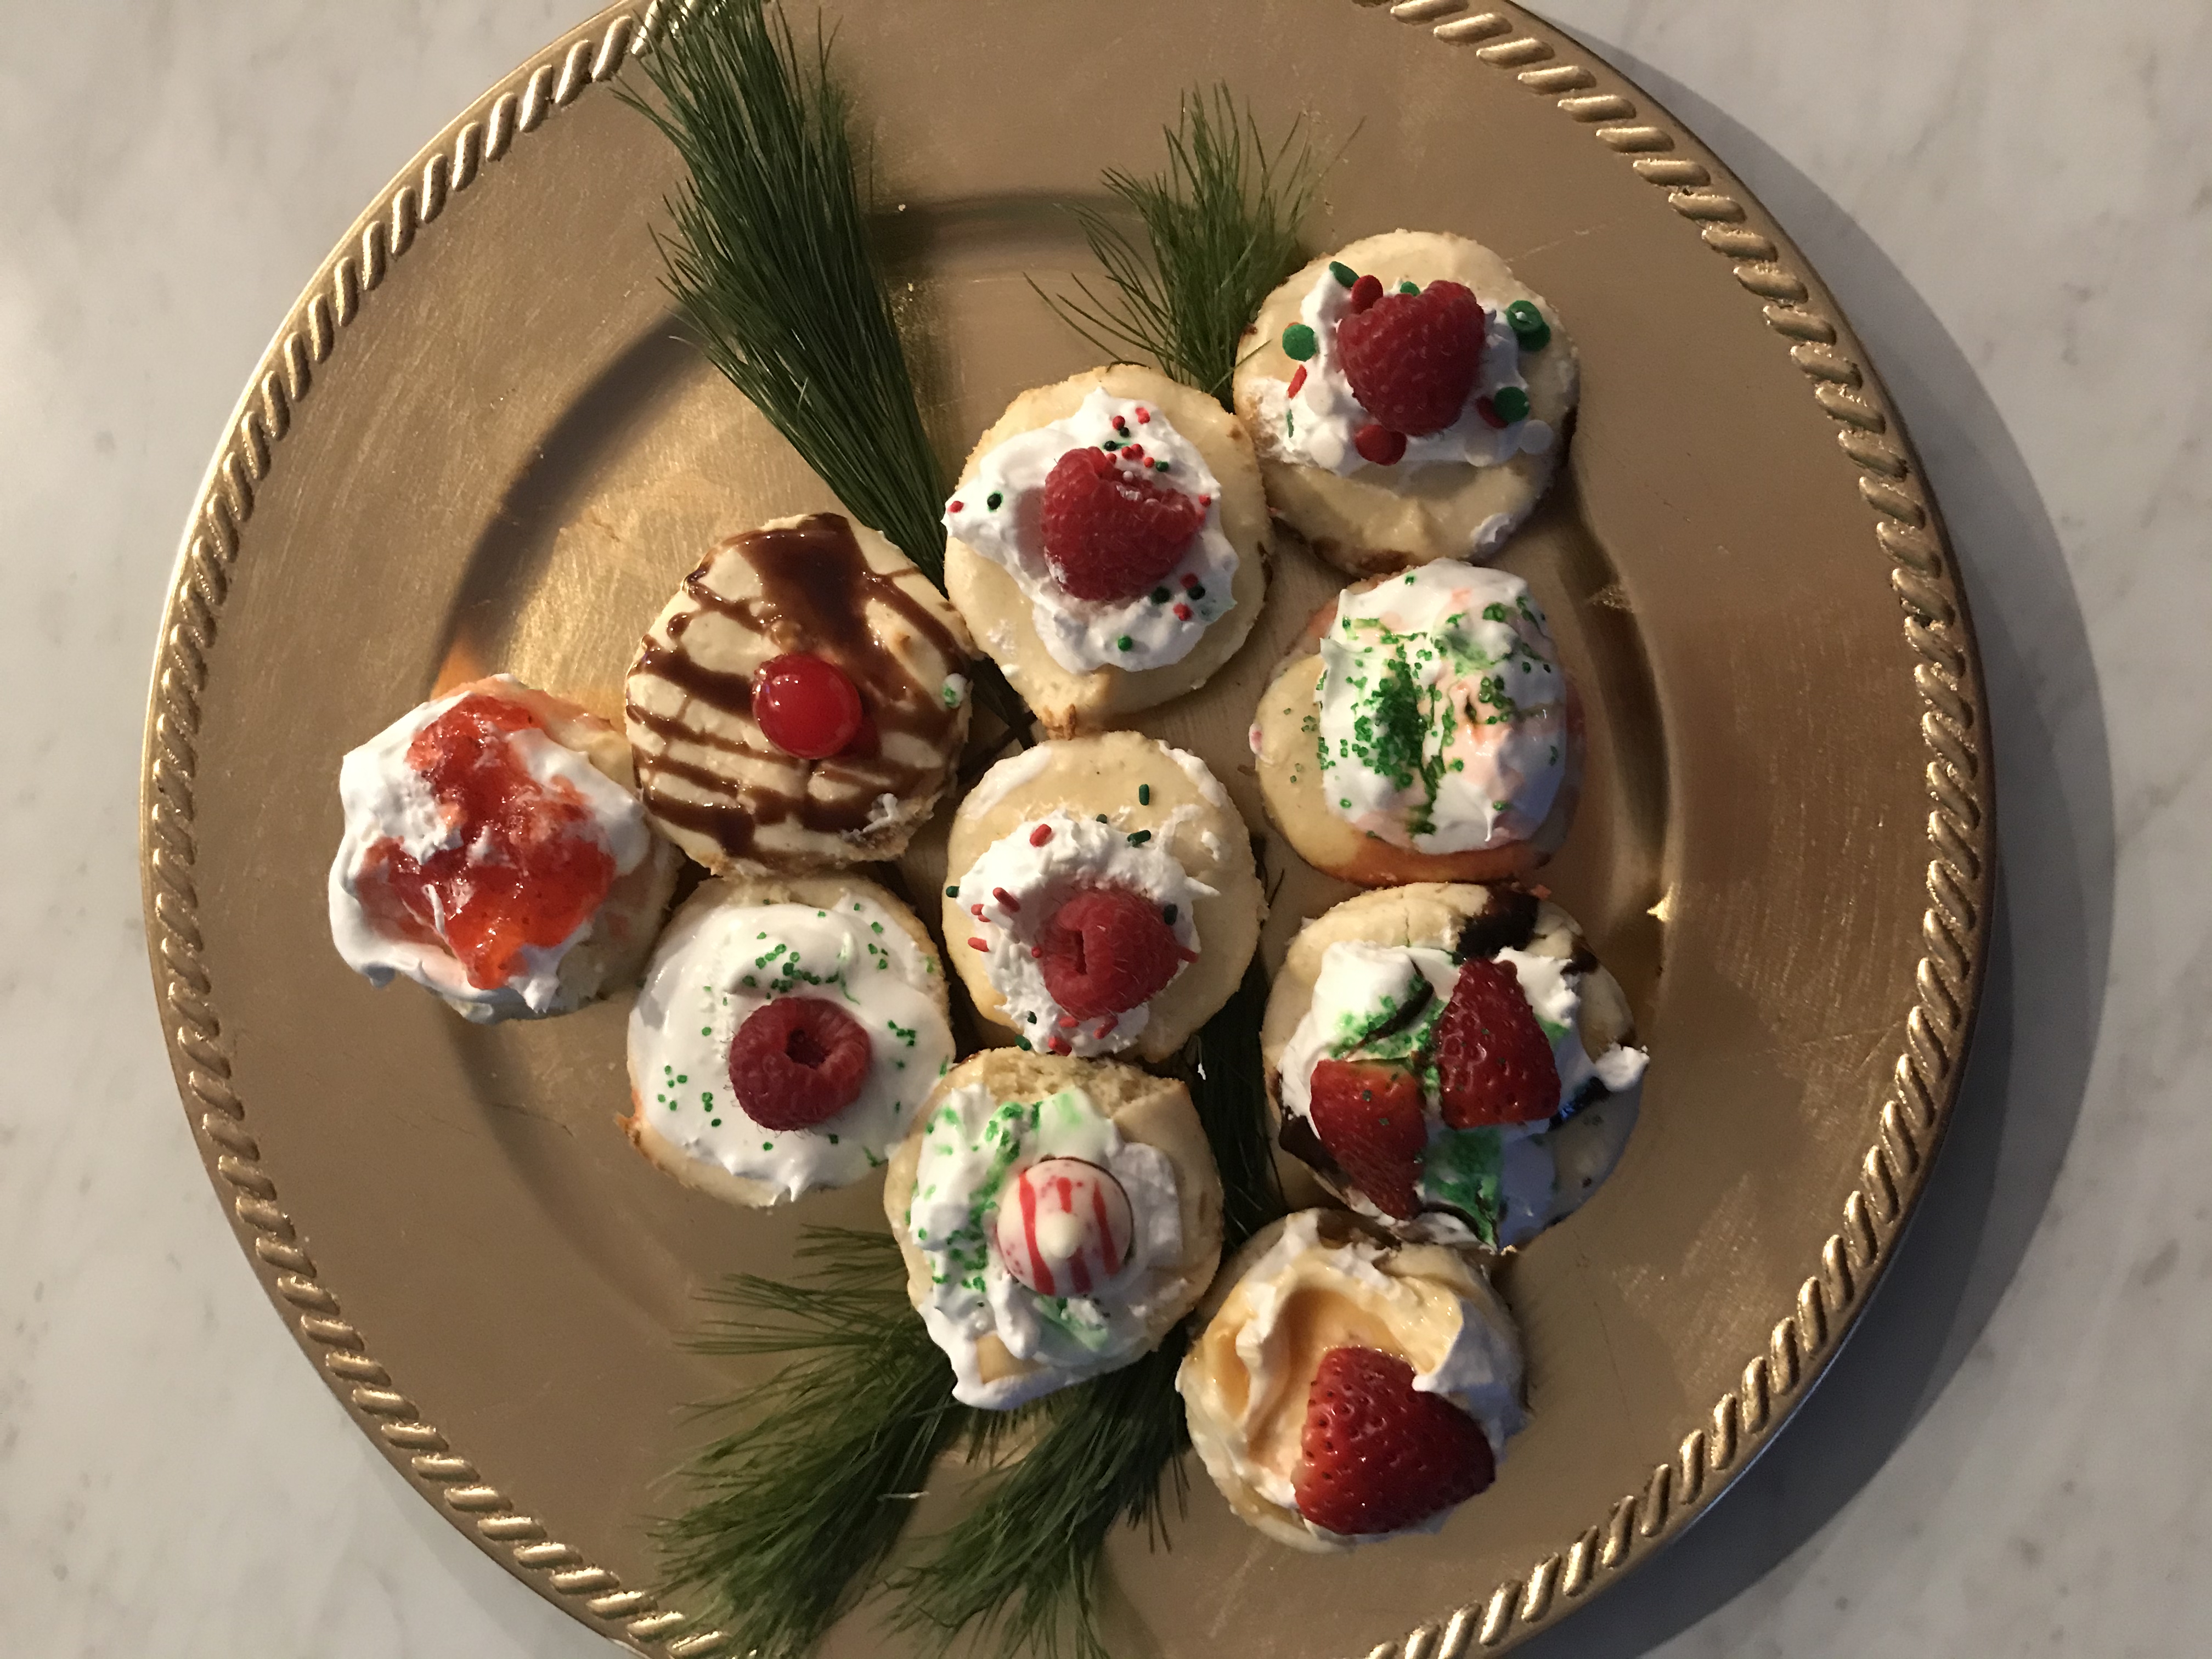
[{"left": 353, "top": 693, "right": 617, "bottom": 990}]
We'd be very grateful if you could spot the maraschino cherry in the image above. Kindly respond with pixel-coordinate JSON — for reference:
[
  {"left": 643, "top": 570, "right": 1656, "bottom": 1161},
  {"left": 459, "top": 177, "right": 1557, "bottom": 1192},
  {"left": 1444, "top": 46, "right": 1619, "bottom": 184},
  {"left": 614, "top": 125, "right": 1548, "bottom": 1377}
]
[{"left": 752, "top": 653, "right": 863, "bottom": 759}]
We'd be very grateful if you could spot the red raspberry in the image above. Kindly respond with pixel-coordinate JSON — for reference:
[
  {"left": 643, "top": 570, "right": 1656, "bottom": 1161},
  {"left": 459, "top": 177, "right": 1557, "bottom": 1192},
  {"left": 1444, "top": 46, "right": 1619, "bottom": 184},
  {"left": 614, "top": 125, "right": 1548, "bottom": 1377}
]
[
  {"left": 1435, "top": 957, "right": 1560, "bottom": 1127},
  {"left": 1307, "top": 1059, "right": 1427, "bottom": 1220},
  {"left": 1336, "top": 279, "right": 1487, "bottom": 437},
  {"left": 1294, "top": 1345, "right": 1497, "bottom": 1537},
  {"left": 1038, "top": 447, "right": 1205, "bottom": 601},
  {"left": 726, "top": 997, "right": 873, "bottom": 1130},
  {"left": 1038, "top": 885, "right": 1191, "bottom": 1017},
  {"left": 752, "top": 653, "right": 864, "bottom": 759}
]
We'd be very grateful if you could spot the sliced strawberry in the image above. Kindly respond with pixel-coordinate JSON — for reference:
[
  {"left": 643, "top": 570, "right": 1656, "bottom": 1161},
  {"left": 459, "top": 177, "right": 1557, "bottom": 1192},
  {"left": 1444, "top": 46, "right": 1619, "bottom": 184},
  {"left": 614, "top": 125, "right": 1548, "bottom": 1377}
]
[
  {"left": 1306, "top": 1059, "right": 1427, "bottom": 1220},
  {"left": 1294, "top": 1345, "right": 1496, "bottom": 1537},
  {"left": 1039, "top": 885, "right": 1191, "bottom": 1017},
  {"left": 1336, "top": 279, "right": 1487, "bottom": 437},
  {"left": 727, "top": 997, "right": 873, "bottom": 1130},
  {"left": 1435, "top": 957, "right": 1560, "bottom": 1127},
  {"left": 1038, "top": 446, "right": 1205, "bottom": 601}
]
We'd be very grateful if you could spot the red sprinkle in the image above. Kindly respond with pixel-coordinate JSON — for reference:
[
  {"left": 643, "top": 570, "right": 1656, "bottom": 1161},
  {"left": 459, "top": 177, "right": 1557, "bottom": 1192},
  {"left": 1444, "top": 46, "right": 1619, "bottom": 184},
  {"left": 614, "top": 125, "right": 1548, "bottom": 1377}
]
[
  {"left": 1029, "top": 824, "right": 1054, "bottom": 847},
  {"left": 1198, "top": 494, "right": 1211, "bottom": 506},
  {"left": 967, "top": 936, "right": 989, "bottom": 951},
  {"left": 970, "top": 904, "right": 984, "bottom": 917},
  {"left": 1122, "top": 445, "right": 1144, "bottom": 462},
  {"left": 1180, "top": 572, "right": 1199, "bottom": 591},
  {"left": 1097, "top": 1016, "right": 1119, "bottom": 1036},
  {"left": 993, "top": 887, "right": 1021, "bottom": 912},
  {"left": 1057, "top": 1015, "right": 1079, "bottom": 1030},
  {"left": 949, "top": 500, "right": 964, "bottom": 512},
  {"left": 1047, "top": 1037, "right": 1071, "bottom": 1055},
  {"left": 1031, "top": 946, "right": 1043, "bottom": 958},
  {"left": 1136, "top": 407, "right": 1151, "bottom": 424},
  {"left": 1172, "top": 602, "right": 1193, "bottom": 621},
  {"left": 1286, "top": 365, "right": 1307, "bottom": 398}
]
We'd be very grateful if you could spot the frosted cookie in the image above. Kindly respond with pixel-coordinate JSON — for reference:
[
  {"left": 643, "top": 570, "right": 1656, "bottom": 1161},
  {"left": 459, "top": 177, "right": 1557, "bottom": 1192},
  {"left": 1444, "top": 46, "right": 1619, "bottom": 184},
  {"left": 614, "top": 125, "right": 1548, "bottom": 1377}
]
[
  {"left": 1178, "top": 1209, "right": 1523, "bottom": 1551},
  {"left": 1232, "top": 230, "right": 1577, "bottom": 574},
  {"left": 884, "top": 1048, "right": 1224, "bottom": 1408},
  {"left": 1253, "top": 561, "right": 1577, "bottom": 887},
  {"left": 944, "top": 365, "right": 1268, "bottom": 736},
  {"left": 328, "top": 674, "right": 680, "bottom": 1022},
  {"left": 624, "top": 512, "right": 975, "bottom": 874},
  {"left": 624, "top": 874, "right": 955, "bottom": 1208},
  {"left": 942, "top": 732, "right": 1262, "bottom": 1063},
  {"left": 1261, "top": 884, "right": 1647, "bottom": 1249}
]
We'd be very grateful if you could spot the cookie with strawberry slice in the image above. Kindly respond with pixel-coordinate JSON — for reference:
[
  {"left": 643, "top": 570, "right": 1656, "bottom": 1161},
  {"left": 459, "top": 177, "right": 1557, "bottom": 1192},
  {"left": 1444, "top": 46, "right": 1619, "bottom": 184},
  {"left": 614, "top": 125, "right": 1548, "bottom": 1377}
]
[
  {"left": 624, "top": 872, "right": 955, "bottom": 1208},
  {"left": 1232, "top": 230, "right": 1579, "bottom": 574},
  {"left": 944, "top": 364, "right": 1269, "bottom": 736},
  {"left": 1178, "top": 1208, "right": 1525, "bottom": 1551},
  {"left": 941, "top": 732, "right": 1263, "bottom": 1064},
  {"left": 1262, "top": 883, "right": 1649, "bottom": 1249}
]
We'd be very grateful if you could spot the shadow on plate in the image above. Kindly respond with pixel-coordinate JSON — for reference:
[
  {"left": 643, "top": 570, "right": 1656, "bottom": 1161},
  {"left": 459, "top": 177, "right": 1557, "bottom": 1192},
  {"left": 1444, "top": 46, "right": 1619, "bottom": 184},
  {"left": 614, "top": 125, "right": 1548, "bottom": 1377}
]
[{"left": 1507, "top": 31, "right": 2117, "bottom": 1659}]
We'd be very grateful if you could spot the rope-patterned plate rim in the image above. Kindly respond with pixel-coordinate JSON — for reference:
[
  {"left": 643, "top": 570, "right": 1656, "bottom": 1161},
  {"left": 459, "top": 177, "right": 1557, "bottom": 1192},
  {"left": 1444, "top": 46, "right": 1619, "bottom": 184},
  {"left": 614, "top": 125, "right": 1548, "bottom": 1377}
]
[{"left": 138, "top": 4, "right": 1991, "bottom": 1655}]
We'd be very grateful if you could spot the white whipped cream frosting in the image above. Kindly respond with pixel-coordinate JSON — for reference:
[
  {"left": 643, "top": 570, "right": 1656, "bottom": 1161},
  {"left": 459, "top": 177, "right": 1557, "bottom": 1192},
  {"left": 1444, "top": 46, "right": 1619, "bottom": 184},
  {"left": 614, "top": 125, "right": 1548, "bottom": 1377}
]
[
  {"left": 629, "top": 894, "right": 953, "bottom": 1201},
  {"left": 1317, "top": 561, "right": 1569, "bottom": 854},
  {"left": 1178, "top": 1210, "right": 1525, "bottom": 1550},
  {"left": 946, "top": 387, "right": 1240, "bottom": 674},
  {"left": 906, "top": 1081, "right": 1182, "bottom": 1408},
  {"left": 327, "top": 680, "right": 652, "bottom": 1020},
  {"left": 950, "top": 808, "right": 1212, "bottom": 1058},
  {"left": 1253, "top": 266, "right": 1553, "bottom": 475},
  {"left": 1278, "top": 937, "right": 1648, "bottom": 1248}
]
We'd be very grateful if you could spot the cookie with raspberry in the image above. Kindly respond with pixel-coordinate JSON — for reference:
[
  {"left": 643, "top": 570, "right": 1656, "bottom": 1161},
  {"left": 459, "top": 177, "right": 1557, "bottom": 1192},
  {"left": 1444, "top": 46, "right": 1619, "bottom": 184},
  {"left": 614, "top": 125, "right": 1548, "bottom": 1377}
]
[
  {"left": 944, "top": 364, "right": 1269, "bottom": 736},
  {"left": 623, "top": 872, "right": 955, "bottom": 1209},
  {"left": 941, "top": 732, "right": 1263, "bottom": 1063},
  {"left": 1232, "top": 230, "right": 1579, "bottom": 575}
]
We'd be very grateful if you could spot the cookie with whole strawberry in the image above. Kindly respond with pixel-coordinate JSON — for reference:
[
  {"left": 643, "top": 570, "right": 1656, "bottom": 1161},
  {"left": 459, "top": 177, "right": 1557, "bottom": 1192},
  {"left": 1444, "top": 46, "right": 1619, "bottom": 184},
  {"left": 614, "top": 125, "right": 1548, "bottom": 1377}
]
[
  {"left": 1261, "top": 883, "right": 1646, "bottom": 1248},
  {"left": 624, "top": 872, "right": 955, "bottom": 1207},
  {"left": 942, "top": 732, "right": 1263, "bottom": 1063},
  {"left": 884, "top": 1047, "right": 1223, "bottom": 1408},
  {"left": 1178, "top": 1208, "right": 1525, "bottom": 1551},
  {"left": 1232, "top": 230, "right": 1578, "bottom": 574},
  {"left": 624, "top": 512, "right": 975, "bottom": 875},
  {"left": 943, "top": 364, "right": 1269, "bottom": 736}
]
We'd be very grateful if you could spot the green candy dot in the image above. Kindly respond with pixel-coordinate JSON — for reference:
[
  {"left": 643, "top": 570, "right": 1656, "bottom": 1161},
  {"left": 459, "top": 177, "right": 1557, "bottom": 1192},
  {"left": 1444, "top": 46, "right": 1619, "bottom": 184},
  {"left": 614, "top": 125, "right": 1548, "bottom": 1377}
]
[
  {"left": 1492, "top": 386, "right": 1532, "bottom": 424},
  {"left": 1116, "top": 635, "right": 1133, "bottom": 651},
  {"left": 1397, "top": 279, "right": 1420, "bottom": 295},
  {"left": 1328, "top": 260, "right": 1357, "bottom": 287},
  {"left": 1505, "top": 299, "right": 1550, "bottom": 350},
  {"left": 1280, "top": 322, "right": 1318, "bottom": 361}
]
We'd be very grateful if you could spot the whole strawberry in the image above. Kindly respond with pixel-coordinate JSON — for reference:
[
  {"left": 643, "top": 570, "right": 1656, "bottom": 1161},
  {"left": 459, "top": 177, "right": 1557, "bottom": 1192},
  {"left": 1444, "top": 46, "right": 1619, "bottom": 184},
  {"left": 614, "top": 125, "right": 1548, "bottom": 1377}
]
[
  {"left": 1039, "top": 884, "right": 1192, "bottom": 1017},
  {"left": 1435, "top": 957, "right": 1560, "bottom": 1127},
  {"left": 1336, "top": 278, "right": 1487, "bottom": 437},
  {"left": 1038, "top": 447, "right": 1205, "bottom": 601},
  {"left": 1307, "top": 1059, "right": 1427, "bottom": 1219},
  {"left": 1294, "top": 1344, "right": 1497, "bottom": 1536}
]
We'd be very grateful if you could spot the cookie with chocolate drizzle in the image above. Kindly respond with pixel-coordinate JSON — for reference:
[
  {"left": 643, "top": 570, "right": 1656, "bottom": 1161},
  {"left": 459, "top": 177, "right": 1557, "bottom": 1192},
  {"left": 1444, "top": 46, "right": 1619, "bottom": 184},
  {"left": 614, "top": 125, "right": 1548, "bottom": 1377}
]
[{"left": 624, "top": 514, "right": 976, "bottom": 873}]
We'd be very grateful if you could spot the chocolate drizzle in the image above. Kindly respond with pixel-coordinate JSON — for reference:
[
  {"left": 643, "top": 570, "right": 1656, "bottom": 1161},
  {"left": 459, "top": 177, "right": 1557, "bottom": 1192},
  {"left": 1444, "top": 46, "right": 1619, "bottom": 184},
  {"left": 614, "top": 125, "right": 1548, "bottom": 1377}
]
[
  {"left": 1452, "top": 886, "right": 1540, "bottom": 962},
  {"left": 626, "top": 514, "right": 968, "bottom": 862}
]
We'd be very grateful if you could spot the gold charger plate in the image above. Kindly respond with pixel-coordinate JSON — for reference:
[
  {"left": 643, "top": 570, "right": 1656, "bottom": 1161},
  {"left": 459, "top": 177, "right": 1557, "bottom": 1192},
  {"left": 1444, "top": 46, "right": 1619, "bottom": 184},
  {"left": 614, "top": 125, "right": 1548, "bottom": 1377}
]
[{"left": 139, "top": 2, "right": 1991, "bottom": 1654}]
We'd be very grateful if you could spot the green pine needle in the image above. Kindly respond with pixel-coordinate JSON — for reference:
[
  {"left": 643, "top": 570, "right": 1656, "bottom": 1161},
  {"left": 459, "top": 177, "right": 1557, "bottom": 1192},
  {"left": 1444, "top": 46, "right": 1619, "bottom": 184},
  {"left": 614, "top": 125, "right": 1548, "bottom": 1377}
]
[
  {"left": 627, "top": 0, "right": 946, "bottom": 575},
  {"left": 1181, "top": 957, "right": 1285, "bottom": 1252},
  {"left": 656, "top": 1229, "right": 985, "bottom": 1659},
  {"left": 1035, "top": 85, "right": 1324, "bottom": 406}
]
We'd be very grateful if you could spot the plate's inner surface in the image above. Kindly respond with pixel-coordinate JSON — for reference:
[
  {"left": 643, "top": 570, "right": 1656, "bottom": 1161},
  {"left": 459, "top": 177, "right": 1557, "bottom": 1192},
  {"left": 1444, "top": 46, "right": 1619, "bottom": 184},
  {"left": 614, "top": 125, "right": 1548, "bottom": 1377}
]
[{"left": 179, "top": 5, "right": 1946, "bottom": 1654}]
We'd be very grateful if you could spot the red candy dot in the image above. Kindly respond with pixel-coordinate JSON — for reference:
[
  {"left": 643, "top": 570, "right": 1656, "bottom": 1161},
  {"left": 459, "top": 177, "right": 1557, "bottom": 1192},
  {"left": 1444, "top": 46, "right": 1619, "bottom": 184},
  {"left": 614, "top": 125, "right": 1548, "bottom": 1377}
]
[
  {"left": 1354, "top": 422, "right": 1408, "bottom": 466},
  {"left": 752, "top": 653, "right": 863, "bottom": 759}
]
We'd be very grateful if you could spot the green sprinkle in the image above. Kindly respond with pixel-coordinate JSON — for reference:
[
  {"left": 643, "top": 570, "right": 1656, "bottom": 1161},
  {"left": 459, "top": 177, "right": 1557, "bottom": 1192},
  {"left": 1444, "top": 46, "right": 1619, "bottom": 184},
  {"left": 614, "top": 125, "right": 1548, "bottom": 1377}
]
[
  {"left": 827, "top": 1133, "right": 839, "bottom": 1144},
  {"left": 1102, "top": 438, "right": 1121, "bottom": 450},
  {"left": 1280, "top": 321, "right": 1318, "bottom": 360},
  {"left": 701, "top": 1026, "right": 712, "bottom": 1036},
  {"left": 1397, "top": 279, "right": 1420, "bottom": 295},
  {"left": 986, "top": 491, "right": 1003, "bottom": 510},
  {"left": 709, "top": 1118, "right": 721, "bottom": 1126},
  {"left": 1096, "top": 813, "right": 1109, "bottom": 823},
  {"left": 1328, "top": 260, "right": 1357, "bottom": 287},
  {"left": 1492, "top": 385, "right": 1532, "bottom": 423},
  {"left": 1117, "top": 635, "right": 1133, "bottom": 651},
  {"left": 761, "top": 1141, "right": 774, "bottom": 1152},
  {"left": 1137, "top": 784, "right": 1152, "bottom": 805},
  {"left": 1026, "top": 1012, "right": 1038, "bottom": 1024},
  {"left": 1162, "top": 903, "right": 1177, "bottom": 926},
  {"left": 946, "top": 885, "right": 959, "bottom": 898},
  {"left": 1126, "top": 829, "right": 1152, "bottom": 846},
  {"left": 1505, "top": 298, "right": 1550, "bottom": 351},
  {"left": 1150, "top": 588, "right": 1170, "bottom": 603}
]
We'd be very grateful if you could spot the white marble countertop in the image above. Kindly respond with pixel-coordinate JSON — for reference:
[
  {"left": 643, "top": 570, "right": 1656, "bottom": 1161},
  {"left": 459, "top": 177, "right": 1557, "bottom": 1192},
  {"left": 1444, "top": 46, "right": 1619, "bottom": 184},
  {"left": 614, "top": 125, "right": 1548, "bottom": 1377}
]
[{"left": 2, "top": 2, "right": 2202, "bottom": 1654}]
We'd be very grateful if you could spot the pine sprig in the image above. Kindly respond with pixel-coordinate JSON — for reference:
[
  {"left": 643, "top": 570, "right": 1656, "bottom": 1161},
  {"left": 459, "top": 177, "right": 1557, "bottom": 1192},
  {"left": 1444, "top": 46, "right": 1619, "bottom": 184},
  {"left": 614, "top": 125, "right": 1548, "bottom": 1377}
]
[
  {"left": 1182, "top": 957, "right": 1285, "bottom": 1251},
  {"left": 1035, "top": 85, "right": 1324, "bottom": 406},
  {"left": 891, "top": 1338, "right": 1193, "bottom": 1659},
  {"left": 627, "top": 0, "right": 946, "bottom": 574},
  {"left": 657, "top": 1229, "right": 982, "bottom": 1659}
]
